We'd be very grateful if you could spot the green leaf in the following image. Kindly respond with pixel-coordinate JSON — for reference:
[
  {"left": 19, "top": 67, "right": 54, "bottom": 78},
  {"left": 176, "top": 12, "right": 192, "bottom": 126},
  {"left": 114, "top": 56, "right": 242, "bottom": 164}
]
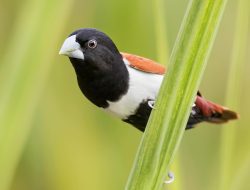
[{"left": 126, "top": 0, "right": 228, "bottom": 189}]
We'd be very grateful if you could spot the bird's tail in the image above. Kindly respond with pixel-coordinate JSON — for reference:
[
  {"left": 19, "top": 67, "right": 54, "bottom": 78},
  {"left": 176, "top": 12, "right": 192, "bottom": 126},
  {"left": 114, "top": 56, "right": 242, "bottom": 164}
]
[
  {"left": 195, "top": 95, "right": 239, "bottom": 124},
  {"left": 186, "top": 96, "right": 239, "bottom": 130},
  {"left": 205, "top": 100, "right": 239, "bottom": 124}
]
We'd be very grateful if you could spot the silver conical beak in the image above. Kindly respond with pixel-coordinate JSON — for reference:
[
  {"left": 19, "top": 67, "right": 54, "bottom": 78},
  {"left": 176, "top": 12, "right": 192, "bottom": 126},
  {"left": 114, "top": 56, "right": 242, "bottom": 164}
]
[{"left": 59, "top": 35, "right": 84, "bottom": 60}]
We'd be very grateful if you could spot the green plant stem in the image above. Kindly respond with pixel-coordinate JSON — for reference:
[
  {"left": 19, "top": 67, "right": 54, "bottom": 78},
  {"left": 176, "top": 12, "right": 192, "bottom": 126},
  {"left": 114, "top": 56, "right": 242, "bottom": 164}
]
[
  {"left": 153, "top": 1, "right": 182, "bottom": 190},
  {"left": 126, "top": 0, "right": 228, "bottom": 189},
  {"left": 153, "top": 0, "right": 169, "bottom": 65},
  {"left": 219, "top": 0, "right": 249, "bottom": 189},
  {"left": 0, "top": 0, "right": 74, "bottom": 189},
  {"left": 153, "top": 0, "right": 181, "bottom": 190}
]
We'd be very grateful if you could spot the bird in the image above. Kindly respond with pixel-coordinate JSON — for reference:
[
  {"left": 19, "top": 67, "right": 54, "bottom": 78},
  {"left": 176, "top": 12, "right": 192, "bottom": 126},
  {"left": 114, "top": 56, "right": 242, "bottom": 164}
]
[{"left": 59, "top": 28, "right": 238, "bottom": 132}]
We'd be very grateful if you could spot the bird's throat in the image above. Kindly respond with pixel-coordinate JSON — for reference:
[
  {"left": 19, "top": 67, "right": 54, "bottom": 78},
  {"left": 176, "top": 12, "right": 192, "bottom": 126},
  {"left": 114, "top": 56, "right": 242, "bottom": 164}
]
[{"left": 70, "top": 58, "right": 129, "bottom": 108}]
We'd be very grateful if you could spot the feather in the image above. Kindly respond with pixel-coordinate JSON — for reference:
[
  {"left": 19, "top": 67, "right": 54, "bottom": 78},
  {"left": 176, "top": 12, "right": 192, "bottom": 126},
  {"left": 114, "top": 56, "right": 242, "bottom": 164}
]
[{"left": 121, "top": 52, "right": 165, "bottom": 75}]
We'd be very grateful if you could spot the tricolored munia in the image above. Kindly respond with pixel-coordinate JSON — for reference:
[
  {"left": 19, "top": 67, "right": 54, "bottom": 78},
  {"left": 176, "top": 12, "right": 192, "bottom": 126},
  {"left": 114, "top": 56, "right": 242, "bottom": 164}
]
[{"left": 59, "top": 28, "right": 238, "bottom": 132}]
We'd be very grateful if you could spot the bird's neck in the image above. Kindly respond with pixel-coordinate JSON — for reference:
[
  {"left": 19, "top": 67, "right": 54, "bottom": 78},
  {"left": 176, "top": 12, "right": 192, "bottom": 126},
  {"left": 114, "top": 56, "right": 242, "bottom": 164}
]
[{"left": 70, "top": 58, "right": 129, "bottom": 108}]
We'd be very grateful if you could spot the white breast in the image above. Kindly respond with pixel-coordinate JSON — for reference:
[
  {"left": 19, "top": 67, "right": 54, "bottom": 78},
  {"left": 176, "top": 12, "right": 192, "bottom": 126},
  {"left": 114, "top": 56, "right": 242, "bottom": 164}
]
[{"left": 105, "top": 58, "right": 164, "bottom": 119}]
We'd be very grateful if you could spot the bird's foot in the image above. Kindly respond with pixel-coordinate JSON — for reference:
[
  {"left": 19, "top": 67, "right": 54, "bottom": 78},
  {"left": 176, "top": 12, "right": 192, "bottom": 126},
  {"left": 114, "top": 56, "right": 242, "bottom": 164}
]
[
  {"left": 164, "top": 171, "right": 175, "bottom": 184},
  {"left": 148, "top": 100, "right": 156, "bottom": 109}
]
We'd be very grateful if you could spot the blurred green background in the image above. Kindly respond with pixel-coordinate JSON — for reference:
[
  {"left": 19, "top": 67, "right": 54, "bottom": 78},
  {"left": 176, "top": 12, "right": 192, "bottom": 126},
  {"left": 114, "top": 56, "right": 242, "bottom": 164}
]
[{"left": 0, "top": 0, "right": 249, "bottom": 189}]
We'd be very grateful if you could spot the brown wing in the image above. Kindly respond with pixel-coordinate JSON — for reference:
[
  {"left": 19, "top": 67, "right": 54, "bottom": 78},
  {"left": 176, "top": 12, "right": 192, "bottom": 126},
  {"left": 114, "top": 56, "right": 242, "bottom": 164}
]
[{"left": 121, "top": 52, "right": 166, "bottom": 75}]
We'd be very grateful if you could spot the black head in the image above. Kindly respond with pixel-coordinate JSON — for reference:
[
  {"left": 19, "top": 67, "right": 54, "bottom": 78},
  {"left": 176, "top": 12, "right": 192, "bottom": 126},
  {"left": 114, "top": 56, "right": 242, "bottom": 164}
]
[
  {"left": 71, "top": 28, "right": 120, "bottom": 56},
  {"left": 59, "top": 28, "right": 123, "bottom": 75},
  {"left": 59, "top": 28, "right": 129, "bottom": 107}
]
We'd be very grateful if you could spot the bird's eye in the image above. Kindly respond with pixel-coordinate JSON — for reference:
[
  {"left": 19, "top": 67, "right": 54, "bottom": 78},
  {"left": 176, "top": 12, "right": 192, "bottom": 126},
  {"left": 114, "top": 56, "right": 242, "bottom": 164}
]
[{"left": 87, "top": 39, "right": 97, "bottom": 49}]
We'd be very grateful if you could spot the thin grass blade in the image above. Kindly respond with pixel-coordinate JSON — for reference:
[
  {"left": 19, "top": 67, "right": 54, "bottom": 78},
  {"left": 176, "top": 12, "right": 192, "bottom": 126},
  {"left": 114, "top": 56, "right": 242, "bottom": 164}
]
[{"left": 126, "top": 0, "right": 228, "bottom": 189}]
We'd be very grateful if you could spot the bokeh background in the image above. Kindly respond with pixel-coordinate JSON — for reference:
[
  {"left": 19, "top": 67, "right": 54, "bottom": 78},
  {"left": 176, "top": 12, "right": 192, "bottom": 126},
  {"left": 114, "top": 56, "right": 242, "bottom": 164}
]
[{"left": 0, "top": 0, "right": 249, "bottom": 189}]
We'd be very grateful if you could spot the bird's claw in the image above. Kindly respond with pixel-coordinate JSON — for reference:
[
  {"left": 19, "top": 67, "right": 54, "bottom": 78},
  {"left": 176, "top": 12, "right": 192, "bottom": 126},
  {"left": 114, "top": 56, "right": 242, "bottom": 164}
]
[
  {"left": 164, "top": 171, "right": 175, "bottom": 184},
  {"left": 148, "top": 100, "right": 155, "bottom": 109}
]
